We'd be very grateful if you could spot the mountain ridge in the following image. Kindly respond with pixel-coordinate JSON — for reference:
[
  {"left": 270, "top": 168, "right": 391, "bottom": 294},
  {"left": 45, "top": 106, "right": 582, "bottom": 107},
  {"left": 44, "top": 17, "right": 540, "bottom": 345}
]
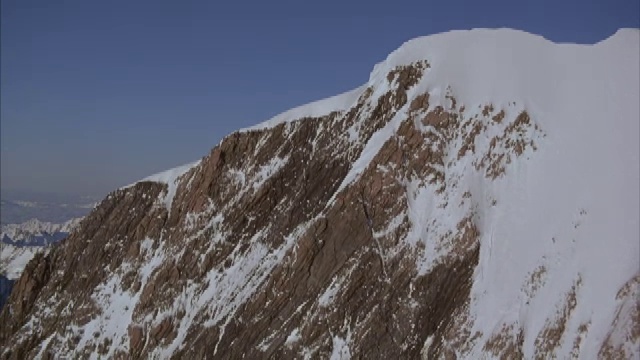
[
  {"left": 140, "top": 26, "right": 639, "bottom": 177},
  {"left": 1, "top": 28, "right": 638, "bottom": 359},
  {"left": 1, "top": 218, "right": 83, "bottom": 243}
]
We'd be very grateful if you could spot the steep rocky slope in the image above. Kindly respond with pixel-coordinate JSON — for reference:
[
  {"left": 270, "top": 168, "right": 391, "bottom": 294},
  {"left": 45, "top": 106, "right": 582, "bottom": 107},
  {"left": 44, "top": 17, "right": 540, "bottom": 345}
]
[{"left": 1, "top": 28, "right": 638, "bottom": 359}]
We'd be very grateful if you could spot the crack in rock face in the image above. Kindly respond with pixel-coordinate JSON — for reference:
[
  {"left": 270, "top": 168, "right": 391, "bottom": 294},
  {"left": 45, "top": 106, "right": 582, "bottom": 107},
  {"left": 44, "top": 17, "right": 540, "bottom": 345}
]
[{"left": 1, "top": 29, "right": 638, "bottom": 360}]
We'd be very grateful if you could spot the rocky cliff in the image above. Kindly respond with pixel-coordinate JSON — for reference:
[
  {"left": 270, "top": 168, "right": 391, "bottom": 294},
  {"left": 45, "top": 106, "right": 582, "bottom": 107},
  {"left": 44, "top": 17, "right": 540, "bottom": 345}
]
[{"left": 1, "top": 28, "right": 638, "bottom": 359}]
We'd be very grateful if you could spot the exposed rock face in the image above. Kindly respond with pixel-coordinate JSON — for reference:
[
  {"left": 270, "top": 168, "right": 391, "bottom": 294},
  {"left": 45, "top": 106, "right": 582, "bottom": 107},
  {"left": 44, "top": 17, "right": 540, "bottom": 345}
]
[{"left": 1, "top": 29, "right": 638, "bottom": 359}]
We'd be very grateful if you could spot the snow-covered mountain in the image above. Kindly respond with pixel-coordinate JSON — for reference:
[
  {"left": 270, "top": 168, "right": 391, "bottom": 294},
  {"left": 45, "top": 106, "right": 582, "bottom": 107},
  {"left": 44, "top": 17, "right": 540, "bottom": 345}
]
[
  {"left": 1, "top": 218, "right": 82, "bottom": 245},
  {"left": 1, "top": 28, "right": 638, "bottom": 359},
  {"left": 0, "top": 218, "right": 83, "bottom": 309},
  {"left": 1, "top": 218, "right": 83, "bottom": 278}
]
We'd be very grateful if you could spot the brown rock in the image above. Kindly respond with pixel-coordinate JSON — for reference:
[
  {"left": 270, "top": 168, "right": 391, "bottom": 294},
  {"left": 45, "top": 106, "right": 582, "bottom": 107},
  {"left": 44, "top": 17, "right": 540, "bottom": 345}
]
[{"left": 128, "top": 325, "right": 144, "bottom": 354}]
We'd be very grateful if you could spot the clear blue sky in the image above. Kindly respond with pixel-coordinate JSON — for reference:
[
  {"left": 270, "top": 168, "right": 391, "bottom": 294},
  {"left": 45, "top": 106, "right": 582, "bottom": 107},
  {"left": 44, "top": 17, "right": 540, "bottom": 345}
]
[{"left": 2, "top": 0, "right": 638, "bottom": 196}]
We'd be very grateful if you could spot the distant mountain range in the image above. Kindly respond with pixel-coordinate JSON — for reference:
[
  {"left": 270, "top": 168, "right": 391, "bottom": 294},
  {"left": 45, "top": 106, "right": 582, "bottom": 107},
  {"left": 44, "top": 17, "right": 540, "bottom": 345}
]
[
  {"left": 0, "top": 189, "right": 98, "bottom": 225},
  {"left": 0, "top": 217, "right": 83, "bottom": 308}
]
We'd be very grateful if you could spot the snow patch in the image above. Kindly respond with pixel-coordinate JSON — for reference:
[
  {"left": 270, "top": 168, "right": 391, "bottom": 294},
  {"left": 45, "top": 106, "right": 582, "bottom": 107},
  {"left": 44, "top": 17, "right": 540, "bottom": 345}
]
[
  {"left": 318, "top": 276, "right": 344, "bottom": 307},
  {"left": 252, "top": 156, "right": 290, "bottom": 191},
  {"left": 329, "top": 329, "right": 352, "bottom": 360},
  {"left": 285, "top": 328, "right": 301, "bottom": 346}
]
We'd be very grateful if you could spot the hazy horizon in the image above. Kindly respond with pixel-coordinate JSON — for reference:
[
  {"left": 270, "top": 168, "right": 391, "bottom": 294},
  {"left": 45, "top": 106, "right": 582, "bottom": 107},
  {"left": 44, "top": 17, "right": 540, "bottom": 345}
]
[{"left": 2, "top": 0, "right": 638, "bottom": 196}]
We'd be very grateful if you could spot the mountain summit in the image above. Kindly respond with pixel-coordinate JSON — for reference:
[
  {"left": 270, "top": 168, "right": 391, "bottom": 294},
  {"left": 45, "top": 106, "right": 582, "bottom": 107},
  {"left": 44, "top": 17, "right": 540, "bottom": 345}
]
[{"left": 1, "top": 28, "right": 638, "bottom": 359}]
